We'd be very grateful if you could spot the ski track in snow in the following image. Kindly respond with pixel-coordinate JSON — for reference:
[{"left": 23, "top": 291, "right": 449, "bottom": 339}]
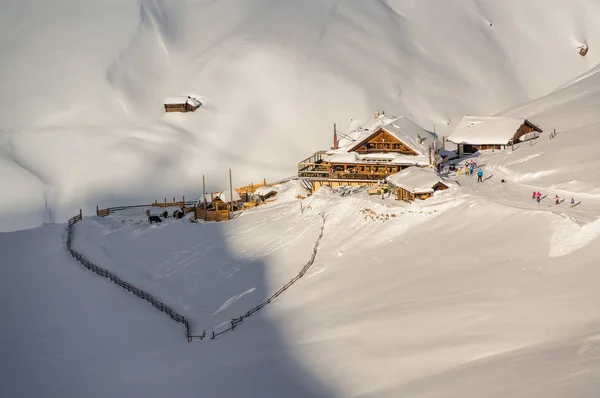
[{"left": 212, "top": 288, "right": 256, "bottom": 315}]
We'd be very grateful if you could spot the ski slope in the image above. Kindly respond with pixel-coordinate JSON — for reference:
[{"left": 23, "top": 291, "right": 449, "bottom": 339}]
[{"left": 1, "top": 0, "right": 600, "bottom": 231}]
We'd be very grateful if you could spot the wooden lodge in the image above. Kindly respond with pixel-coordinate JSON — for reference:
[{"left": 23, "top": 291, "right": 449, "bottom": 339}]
[
  {"left": 385, "top": 167, "right": 449, "bottom": 202},
  {"left": 447, "top": 116, "right": 542, "bottom": 156},
  {"left": 298, "top": 114, "right": 436, "bottom": 193},
  {"left": 164, "top": 96, "right": 202, "bottom": 113}
]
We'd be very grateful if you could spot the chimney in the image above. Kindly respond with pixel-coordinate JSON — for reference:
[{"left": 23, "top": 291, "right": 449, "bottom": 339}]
[{"left": 333, "top": 123, "right": 338, "bottom": 150}]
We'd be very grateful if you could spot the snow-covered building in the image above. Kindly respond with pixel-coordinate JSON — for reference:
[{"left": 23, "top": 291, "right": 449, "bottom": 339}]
[
  {"left": 164, "top": 96, "right": 202, "bottom": 113},
  {"left": 385, "top": 166, "right": 449, "bottom": 202},
  {"left": 214, "top": 190, "right": 242, "bottom": 204},
  {"left": 298, "top": 114, "right": 437, "bottom": 192},
  {"left": 447, "top": 116, "right": 542, "bottom": 155}
]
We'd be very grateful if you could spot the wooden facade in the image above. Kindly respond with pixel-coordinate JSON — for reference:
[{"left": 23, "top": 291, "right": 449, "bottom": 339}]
[
  {"left": 164, "top": 102, "right": 200, "bottom": 113},
  {"left": 164, "top": 103, "right": 187, "bottom": 113},
  {"left": 350, "top": 129, "right": 418, "bottom": 155},
  {"left": 164, "top": 96, "right": 201, "bottom": 113}
]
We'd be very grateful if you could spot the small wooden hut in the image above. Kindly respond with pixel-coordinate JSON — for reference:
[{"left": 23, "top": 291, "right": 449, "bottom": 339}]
[
  {"left": 164, "top": 96, "right": 202, "bottom": 113},
  {"left": 386, "top": 167, "right": 449, "bottom": 202},
  {"left": 447, "top": 116, "right": 542, "bottom": 155}
]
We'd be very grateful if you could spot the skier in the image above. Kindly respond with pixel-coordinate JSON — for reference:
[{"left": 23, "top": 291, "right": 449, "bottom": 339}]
[
  {"left": 469, "top": 164, "right": 475, "bottom": 175},
  {"left": 554, "top": 195, "right": 560, "bottom": 205},
  {"left": 536, "top": 191, "right": 541, "bottom": 200},
  {"left": 532, "top": 191, "right": 536, "bottom": 199},
  {"left": 536, "top": 196, "right": 541, "bottom": 207},
  {"left": 571, "top": 197, "right": 575, "bottom": 205},
  {"left": 477, "top": 169, "right": 483, "bottom": 182}
]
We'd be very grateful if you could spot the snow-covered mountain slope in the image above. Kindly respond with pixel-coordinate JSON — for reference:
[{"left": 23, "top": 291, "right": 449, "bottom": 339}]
[
  {"left": 1, "top": 0, "right": 600, "bottom": 231},
  {"left": 3, "top": 175, "right": 600, "bottom": 397},
  {"left": 488, "top": 62, "right": 600, "bottom": 194}
]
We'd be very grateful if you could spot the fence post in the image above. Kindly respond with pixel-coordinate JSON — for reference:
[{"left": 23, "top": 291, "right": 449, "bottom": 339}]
[
  {"left": 79, "top": 209, "right": 83, "bottom": 220},
  {"left": 96, "top": 205, "right": 99, "bottom": 216}
]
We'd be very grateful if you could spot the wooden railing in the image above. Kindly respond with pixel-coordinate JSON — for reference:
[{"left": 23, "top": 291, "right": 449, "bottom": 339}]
[{"left": 298, "top": 169, "right": 389, "bottom": 181}]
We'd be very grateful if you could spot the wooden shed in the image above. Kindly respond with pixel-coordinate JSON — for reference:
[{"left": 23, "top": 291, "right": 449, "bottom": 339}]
[
  {"left": 386, "top": 167, "right": 449, "bottom": 202},
  {"left": 447, "top": 116, "right": 542, "bottom": 155},
  {"left": 164, "top": 96, "right": 202, "bottom": 113}
]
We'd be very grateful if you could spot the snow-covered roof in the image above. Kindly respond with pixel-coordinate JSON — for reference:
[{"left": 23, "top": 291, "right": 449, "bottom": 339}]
[
  {"left": 337, "top": 114, "right": 393, "bottom": 148},
  {"left": 254, "top": 186, "right": 278, "bottom": 196},
  {"left": 216, "top": 190, "right": 242, "bottom": 203},
  {"left": 439, "top": 149, "right": 458, "bottom": 160},
  {"left": 186, "top": 97, "right": 201, "bottom": 108},
  {"left": 385, "top": 167, "right": 447, "bottom": 194},
  {"left": 447, "top": 116, "right": 540, "bottom": 146},
  {"left": 164, "top": 96, "right": 188, "bottom": 105},
  {"left": 342, "top": 116, "right": 429, "bottom": 156}
]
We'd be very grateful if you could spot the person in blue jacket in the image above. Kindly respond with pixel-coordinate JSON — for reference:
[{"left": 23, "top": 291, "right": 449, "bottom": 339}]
[{"left": 477, "top": 168, "right": 483, "bottom": 182}]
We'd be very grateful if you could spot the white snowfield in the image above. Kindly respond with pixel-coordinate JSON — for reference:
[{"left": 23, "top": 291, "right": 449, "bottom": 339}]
[
  {"left": 2, "top": 1, "right": 600, "bottom": 397},
  {"left": 1, "top": 0, "right": 600, "bottom": 230}
]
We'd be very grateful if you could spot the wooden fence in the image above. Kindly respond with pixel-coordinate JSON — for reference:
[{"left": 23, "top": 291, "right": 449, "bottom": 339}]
[
  {"left": 190, "top": 212, "right": 327, "bottom": 340},
  {"left": 194, "top": 207, "right": 230, "bottom": 222},
  {"left": 96, "top": 196, "right": 197, "bottom": 217},
  {"left": 66, "top": 213, "right": 192, "bottom": 340},
  {"left": 65, "top": 209, "right": 327, "bottom": 342}
]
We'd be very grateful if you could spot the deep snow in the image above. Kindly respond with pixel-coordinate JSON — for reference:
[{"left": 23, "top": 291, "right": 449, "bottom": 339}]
[
  {"left": 2, "top": 1, "right": 600, "bottom": 397},
  {"left": 1, "top": 0, "right": 600, "bottom": 230}
]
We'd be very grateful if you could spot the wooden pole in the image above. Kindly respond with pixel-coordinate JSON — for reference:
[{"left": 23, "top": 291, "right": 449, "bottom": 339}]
[
  {"left": 229, "top": 168, "right": 234, "bottom": 220},
  {"left": 96, "top": 205, "right": 99, "bottom": 216},
  {"left": 203, "top": 174, "right": 207, "bottom": 221},
  {"left": 79, "top": 209, "right": 83, "bottom": 220},
  {"left": 442, "top": 136, "right": 446, "bottom": 150}
]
